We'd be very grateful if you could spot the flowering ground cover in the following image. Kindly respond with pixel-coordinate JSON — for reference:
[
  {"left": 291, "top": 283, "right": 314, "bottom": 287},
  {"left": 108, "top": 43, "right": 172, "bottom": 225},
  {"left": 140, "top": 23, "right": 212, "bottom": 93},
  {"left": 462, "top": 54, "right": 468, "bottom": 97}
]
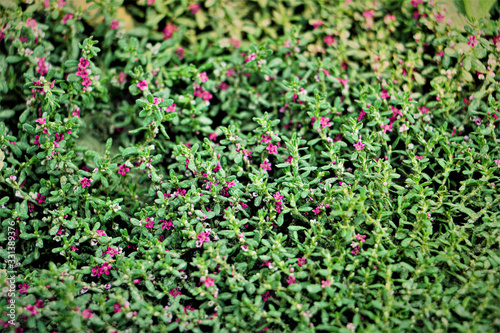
[{"left": 0, "top": 0, "right": 500, "bottom": 332}]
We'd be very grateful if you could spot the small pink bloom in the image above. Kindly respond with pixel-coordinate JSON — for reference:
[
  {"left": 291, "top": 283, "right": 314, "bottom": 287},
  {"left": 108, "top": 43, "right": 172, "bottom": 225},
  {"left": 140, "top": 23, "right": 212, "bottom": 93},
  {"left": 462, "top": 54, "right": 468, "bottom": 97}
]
[
  {"left": 82, "top": 309, "right": 93, "bottom": 319},
  {"left": 266, "top": 142, "right": 278, "bottom": 155},
  {"left": 189, "top": 3, "right": 201, "bottom": 14},
  {"left": 204, "top": 277, "right": 215, "bottom": 287},
  {"left": 163, "top": 23, "right": 178, "bottom": 40},
  {"left": 312, "top": 20, "right": 324, "bottom": 29},
  {"left": 324, "top": 35, "right": 335, "bottom": 46},
  {"left": 80, "top": 177, "right": 92, "bottom": 188},
  {"left": 62, "top": 13, "right": 73, "bottom": 25},
  {"left": 363, "top": 10, "right": 375, "bottom": 19},
  {"left": 321, "top": 279, "right": 332, "bottom": 289},
  {"left": 110, "top": 19, "right": 119, "bottom": 30},
  {"left": 199, "top": 72, "right": 208, "bottom": 83},
  {"left": 118, "top": 72, "right": 127, "bottom": 83},
  {"left": 297, "top": 257, "right": 306, "bottom": 267},
  {"left": 320, "top": 116, "right": 332, "bottom": 128},
  {"left": 196, "top": 231, "right": 211, "bottom": 247},
  {"left": 381, "top": 123, "right": 393, "bottom": 133},
  {"left": 260, "top": 159, "right": 272, "bottom": 171},
  {"left": 175, "top": 47, "right": 185, "bottom": 59},
  {"left": 353, "top": 140, "right": 365, "bottom": 151},
  {"left": 287, "top": 276, "right": 296, "bottom": 284},
  {"left": 137, "top": 80, "right": 148, "bottom": 91},
  {"left": 468, "top": 35, "right": 478, "bottom": 48},
  {"left": 26, "top": 18, "right": 37, "bottom": 29},
  {"left": 166, "top": 103, "right": 176, "bottom": 112},
  {"left": 36, "top": 118, "right": 46, "bottom": 125},
  {"left": 358, "top": 110, "right": 366, "bottom": 121},
  {"left": 145, "top": 217, "right": 154, "bottom": 229}
]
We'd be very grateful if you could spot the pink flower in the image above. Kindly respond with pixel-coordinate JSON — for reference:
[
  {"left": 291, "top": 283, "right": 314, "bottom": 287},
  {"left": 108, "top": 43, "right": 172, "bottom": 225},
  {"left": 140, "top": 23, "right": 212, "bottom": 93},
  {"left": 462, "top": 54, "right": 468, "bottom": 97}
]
[
  {"left": 81, "top": 76, "right": 92, "bottom": 89},
  {"left": 358, "top": 110, "right": 366, "bottom": 121},
  {"left": 62, "top": 13, "right": 73, "bottom": 25},
  {"left": 381, "top": 123, "right": 393, "bottom": 133},
  {"left": 113, "top": 303, "right": 121, "bottom": 313},
  {"left": 163, "top": 23, "right": 178, "bottom": 40},
  {"left": 262, "top": 291, "right": 271, "bottom": 301},
  {"left": 297, "top": 257, "right": 306, "bottom": 267},
  {"left": 245, "top": 53, "right": 257, "bottom": 62},
  {"left": 435, "top": 12, "right": 444, "bottom": 23},
  {"left": 36, "top": 118, "right": 46, "bottom": 125},
  {"left": 287, "top": 275, "right": 296, "bottom": 284},
  {"left": 410, "top": 0, "right": 423, "bottom": 7},
  {"left": 313, "top": 206, "right": 321, "bottom": 215},
  {"left": 321, "top": 279, "right": 332, "bottom": 289},
  {"left": 37, "top": 57, "right": 49, "bottom": 76},
  {"left": 137, "top": 80, "right": 148, "bottom": 91},
  {"left": 273, "top": 192, "right": 283, "bottom": 201},
  {"left": 468, "top": 35, "right": 478, "bottom": 48},
  {"left": 363, "top": 10, "right": 375, "bottom": 19},
  {"left": 219, "top": 82, "right": 229, "bottom": 91},
  {"left": 204, "top": 277, "right": 215, "bottom": 287},
  {"left": 380, "top": 89, "right": 390, "bottom": 99},
  {"left": 196, "top": 231, "right": 211, "bottom": 247},
  {"left": 118, "top": 72, "right": 127, "bottom": 83},
  {"left": 118, "top": 164, "right": 130, "bottom": 176},
  {"left": 312, "top": 20, "right": 324, "bottom": 29},
  {"left": 338, "top": 77, "right": 348, "bottom": 86},
  {"left": 80, "top": 177, "right": 92, "bottom": 188},
  {"left": 18, "top": 283, "right": 30, "bottom": 293},
  {"left": 324, "top": 35, "right": 335, "bottom": 46},
  {"left": 320, "top": 116, "right": 332, "bottom": 128},
  {"left": 189, "top": 3, "right": 200, "bottom": 14},
  {"left": 166, "top": 103, "right": 176, "bottom": 112},
  {"left": 416, "top": 155, "right": 425, "bottom": 160},
  {"left": 285, "top": 155, "right": 293, "bottom": 164},
  {"left": 82, "top": 309, "right": 93, "bottom": 319},
  {"left": 260, "top": 134, "right": 272, "bottom": 143},
  {"left": 266, "top": 142, "right": 278, "bottom": 155},
  {"left": 353, "top": 140, "right": 365, "bottom": 151},
  {"left": 147, "top": 0, "right": 155, "bottom": 4},
  {"left": 356, "top": 234, "right": 367, "bottom": 242},
  {"left": 175, "top": 47, "right": 185, "bottom": 59},
  {"left": 145, "top": 217, "right": 154, "bottom": 229},
  {"left": 27, "top": 304, "right": 38, "bottom": 315},
  {"left": 209, "top": 132, "right": 217, "bottom": 141},
  {"left": 418, "top": 106, "right": 429, "bottom": 114},
  {"left": 241, "top": 245, "right": 249, "bottom": 252},
  {"left": 110, "top": 19, "right": 119, "bottom": 30},
  {"left": 26, "top": 18, "right": 37, "bottom": 29},
  {"left": 199, "top": 72, "right": 208, "bottom": 83},
  {"left": 96, "top": 230, "right": 106, "bottom": 236},
  {"left": 260, "top": 159, "right": 272, "bottom": 171}
]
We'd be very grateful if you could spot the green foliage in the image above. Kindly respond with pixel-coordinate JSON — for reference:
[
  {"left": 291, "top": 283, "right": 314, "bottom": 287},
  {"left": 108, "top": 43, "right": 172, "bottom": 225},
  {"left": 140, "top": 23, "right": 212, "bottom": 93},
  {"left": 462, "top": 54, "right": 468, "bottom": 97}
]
[{"left": 0, "top": 0, "right": 500, "bottom": 332}]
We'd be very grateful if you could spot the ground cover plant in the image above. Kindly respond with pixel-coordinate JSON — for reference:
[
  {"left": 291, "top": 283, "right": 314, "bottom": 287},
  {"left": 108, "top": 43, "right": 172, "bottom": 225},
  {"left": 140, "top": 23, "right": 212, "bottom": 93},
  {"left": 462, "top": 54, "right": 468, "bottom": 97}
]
[{"left": 0, "top": 0, "right": 500, "bottom": 332}]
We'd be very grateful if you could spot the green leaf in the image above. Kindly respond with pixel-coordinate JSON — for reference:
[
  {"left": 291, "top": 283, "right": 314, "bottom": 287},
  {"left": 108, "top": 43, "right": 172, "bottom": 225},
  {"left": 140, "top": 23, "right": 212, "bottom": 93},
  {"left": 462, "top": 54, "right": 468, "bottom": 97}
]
[
  {"left": 463, "top": 0, "right": 496, "bottom": 19},
  {"left": 122, "top": 146, "right": 139, "bottom": 157},
  {"left": 306, "top": 284, "right": 322, "bottom": 293},
  {"left": 0, "top": 110, "right": 15, "bottom": 119}
]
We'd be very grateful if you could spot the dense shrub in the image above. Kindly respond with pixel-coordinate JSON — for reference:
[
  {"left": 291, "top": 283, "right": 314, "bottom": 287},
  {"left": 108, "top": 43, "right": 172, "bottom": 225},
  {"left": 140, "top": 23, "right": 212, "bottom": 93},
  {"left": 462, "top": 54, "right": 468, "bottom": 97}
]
[{"left": 1, "top": 0, "right": 500, "bottom": 332}]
